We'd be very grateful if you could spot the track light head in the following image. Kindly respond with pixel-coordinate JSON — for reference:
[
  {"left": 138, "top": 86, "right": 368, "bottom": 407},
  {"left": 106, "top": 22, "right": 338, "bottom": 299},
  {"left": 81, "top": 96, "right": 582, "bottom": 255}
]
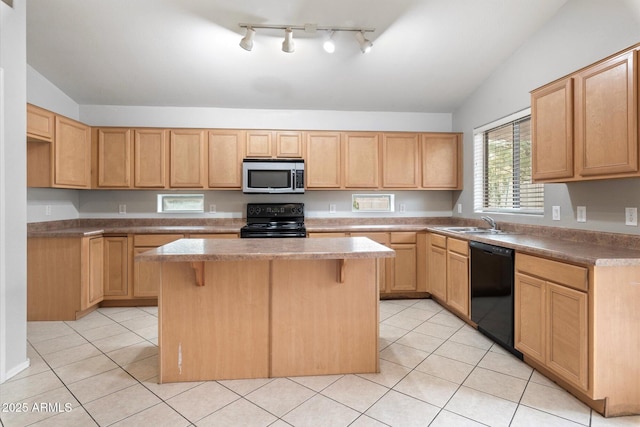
[
  {"left": 239, "top": 26, "right": 255, "bottom": 51},
  {"left": 323, "top": 31, "right": 336, "bottom": 53},
  {"left": 282, "top": 28, "right": 295, "bottom": 53},
  {"left": 355, "top": 31, "right": 373, "bottom": 54}
]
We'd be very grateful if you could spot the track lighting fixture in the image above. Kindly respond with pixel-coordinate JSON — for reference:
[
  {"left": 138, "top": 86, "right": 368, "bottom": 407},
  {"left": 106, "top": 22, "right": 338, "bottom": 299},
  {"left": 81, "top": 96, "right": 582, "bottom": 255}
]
[
  {"left": 323, "top": 31, "right": 336, "bottom": 53},
  {"left": 355, "top": 31, "right": 373, "bottom": 54},
  {"left": 238, "top": 23, "right": 374, "bottom": 54},
  {"left": 239, "top": 26, "right": 255, "bottom": 51},
  {"left": 282, "top": 28, "right": 295, "bottom": 53}
]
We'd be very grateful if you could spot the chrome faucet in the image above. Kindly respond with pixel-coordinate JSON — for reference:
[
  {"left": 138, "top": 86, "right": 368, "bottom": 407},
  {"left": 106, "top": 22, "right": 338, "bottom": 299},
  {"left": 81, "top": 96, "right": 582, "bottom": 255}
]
[{"left": 481, "top": 216, "right": 498, "bottom": 230}]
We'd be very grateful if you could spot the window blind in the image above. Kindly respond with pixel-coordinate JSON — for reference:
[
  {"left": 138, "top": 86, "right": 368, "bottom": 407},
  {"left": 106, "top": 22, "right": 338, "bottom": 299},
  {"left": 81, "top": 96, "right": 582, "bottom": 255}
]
[{"left": 474, "top": 110, "right": 543, "bottom": 214}]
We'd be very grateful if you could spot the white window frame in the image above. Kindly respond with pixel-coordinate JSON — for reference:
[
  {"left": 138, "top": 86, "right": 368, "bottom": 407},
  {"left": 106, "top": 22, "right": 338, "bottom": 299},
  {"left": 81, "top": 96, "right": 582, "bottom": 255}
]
[
  {"left": 157, "top": 194, "right": 204, "bottom": 213},
  {"left": 473, "top": 108, "right": 543, "bottom": 215}
]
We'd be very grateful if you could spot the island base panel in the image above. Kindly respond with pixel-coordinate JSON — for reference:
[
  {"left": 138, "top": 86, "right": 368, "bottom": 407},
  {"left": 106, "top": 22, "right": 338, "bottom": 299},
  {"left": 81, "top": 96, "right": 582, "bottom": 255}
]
[
  {"left": 271, "top": 258, "right": 380, "bottom": 377},
  {"left": 159, "top": 260, "right": 270, "bottom": 383}
]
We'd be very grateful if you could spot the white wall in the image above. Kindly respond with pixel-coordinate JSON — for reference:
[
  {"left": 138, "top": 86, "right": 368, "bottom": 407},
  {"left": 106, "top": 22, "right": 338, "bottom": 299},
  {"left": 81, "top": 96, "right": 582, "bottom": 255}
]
[
  {"left": 0, "top": 0, "right": 28, "bottom": 382},
  {"left": 452, "top": 0, "right": 640, "bottom": 234}
]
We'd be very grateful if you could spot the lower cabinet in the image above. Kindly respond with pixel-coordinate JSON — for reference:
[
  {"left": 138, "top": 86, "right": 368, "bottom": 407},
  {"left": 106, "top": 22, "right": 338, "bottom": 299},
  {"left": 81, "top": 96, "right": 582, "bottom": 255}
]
[
  {"left": 310, "top": 231, "right": 426, "bottom": 297},
  {"left": 133, "top": 234, "right": 184, "bottom": 297},
  {"left": 27, "top": 236, "right": 104, "bottom": 320},
  {"left": 427, "top": 233, "right": 469, "bottom": 319},
  {"left": 515, "top": 253, "right": 589, "bottom": 391}
]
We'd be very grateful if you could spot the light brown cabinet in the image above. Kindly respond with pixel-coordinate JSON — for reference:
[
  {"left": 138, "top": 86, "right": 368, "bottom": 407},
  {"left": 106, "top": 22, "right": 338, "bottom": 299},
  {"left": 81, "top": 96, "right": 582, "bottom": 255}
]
[
  {"left": 515, "top": 253, "right": 589, "bottom": 391},
  {"left": 103, "top": 236, "right": 130, "bottom": 298},
  {"left": 169, "top": 130, "right": 207, "bottom": 188},
  {"left": 531, "top": 44, "right": 639, "bottom": 182},
  {"left": 133, "top": 234, "right": 184, "bottom": 297},
  {"left": 54, "top": 116, "right": 92, "bottom": 188},
  {"left": 208, "top": 130, "right": 245, "bottom": 188},
  {"left": 427, "top": 233, "right": 469, "bottom": 319},
  {"left": 134, "top": 129, "right": 167, "bottom": 188},
  {"left": 382, "top": 133, "right": 420, "bottom": 188},
  {"left": 27, "top": 236, "right": 104, "bottom": 321},
  {"left": 246, "top": 130, "right": 303, "bottom": 158},
  {"left": 305, "top": 132, "right": 343, "bottom": 188},
  {"left": 93, "top": 128, "right": 132, "bottom": 188},
  {"left": 421, "top": 133, "right": 462, "bottom": 189},
  {"left": 27, "top": 104, "right": 55, "bottom": 142},
  {"left": 344, "top": 132, "right": 380, "bottom": 188}
]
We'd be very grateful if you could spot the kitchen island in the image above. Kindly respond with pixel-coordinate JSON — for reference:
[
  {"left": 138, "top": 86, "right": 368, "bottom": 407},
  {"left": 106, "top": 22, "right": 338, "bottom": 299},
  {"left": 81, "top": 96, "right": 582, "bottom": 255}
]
[{"left": 136, "top": 237, "right": 394, "bottom": 383}]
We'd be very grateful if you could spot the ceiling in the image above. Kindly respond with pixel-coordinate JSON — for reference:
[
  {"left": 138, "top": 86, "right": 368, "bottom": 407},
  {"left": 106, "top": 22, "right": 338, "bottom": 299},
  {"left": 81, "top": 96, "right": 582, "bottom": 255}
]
[{"left": 26, "top": 0, "right": 568, "bottom": 113}]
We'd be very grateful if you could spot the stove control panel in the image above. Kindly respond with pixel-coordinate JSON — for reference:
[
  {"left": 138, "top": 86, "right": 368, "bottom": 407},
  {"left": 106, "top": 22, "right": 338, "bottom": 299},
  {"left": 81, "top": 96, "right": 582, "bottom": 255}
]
[{"left": 246, "top": 203, "right": 304, "bottom": 219}]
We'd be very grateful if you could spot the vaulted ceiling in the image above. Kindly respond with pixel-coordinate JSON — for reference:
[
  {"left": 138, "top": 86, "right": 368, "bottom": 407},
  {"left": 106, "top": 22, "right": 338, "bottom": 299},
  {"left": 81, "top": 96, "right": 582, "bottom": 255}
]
[{"left": 27, "top": 0, "right": 568, "bottom": 113}]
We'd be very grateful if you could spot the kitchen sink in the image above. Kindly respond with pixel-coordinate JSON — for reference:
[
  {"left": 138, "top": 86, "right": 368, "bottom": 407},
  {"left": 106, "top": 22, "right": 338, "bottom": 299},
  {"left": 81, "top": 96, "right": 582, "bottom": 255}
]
[{"left": 435, "top": 226, "right": 515, "bottom": 235}]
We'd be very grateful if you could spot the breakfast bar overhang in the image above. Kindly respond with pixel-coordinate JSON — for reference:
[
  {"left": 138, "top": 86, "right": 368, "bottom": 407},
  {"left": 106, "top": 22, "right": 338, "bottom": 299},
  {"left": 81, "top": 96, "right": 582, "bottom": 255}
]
[{"left": 136, "top": 237, "right": 395, "bottom": 383}]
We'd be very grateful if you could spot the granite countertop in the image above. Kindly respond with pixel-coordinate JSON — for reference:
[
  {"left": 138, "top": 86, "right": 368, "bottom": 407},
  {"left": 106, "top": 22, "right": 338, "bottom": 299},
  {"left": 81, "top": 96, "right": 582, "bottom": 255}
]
[
  {"left": 27, "top": 225, "right": 241, "bottom": 238},
  {"left": 307, "top": 224, "right": 429, "bottom": 233},
  {"left": 136, "top": 237, "right": 396, "bottom": 262}
]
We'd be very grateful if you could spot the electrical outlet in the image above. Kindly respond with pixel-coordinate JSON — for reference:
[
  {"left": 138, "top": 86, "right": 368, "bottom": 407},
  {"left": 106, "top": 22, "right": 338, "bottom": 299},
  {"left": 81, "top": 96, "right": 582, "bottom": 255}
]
[
  {"left": 45, "top": 205, "right": 52, "bottom": 216},
  {"left": 625, "top": 207, "right": 637, "bottom": 226},
  {"left": 577, "top": 206, "right": 586, "bottom": 223},
  {"left": 118, "top": 204, "right": 126, "bottom": 214},
  {"left": 209, "top": 204, "right": 216, "bottom": 214},
  {"left": 399, "top": 203, "right": 406, "bottom": 213},
  {"left": 552, "top": 206, "right": 561, "bottom": 221},
  {"left": 329, "top": 204, "right": 336, "bottom": 214},
  {"left": 457, "top": 203, "right": 462, "bottom": 214}
]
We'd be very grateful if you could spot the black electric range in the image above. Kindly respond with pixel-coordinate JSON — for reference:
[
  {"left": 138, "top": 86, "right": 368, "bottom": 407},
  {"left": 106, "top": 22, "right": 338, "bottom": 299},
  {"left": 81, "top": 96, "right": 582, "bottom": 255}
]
[{"left": 240, "top": 203, "right": 306, "bottom": 238}]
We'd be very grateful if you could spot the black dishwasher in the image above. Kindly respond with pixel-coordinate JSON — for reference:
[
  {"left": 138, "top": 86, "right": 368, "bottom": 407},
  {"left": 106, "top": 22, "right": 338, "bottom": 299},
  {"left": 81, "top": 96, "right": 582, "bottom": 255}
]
[{"left": 469, "top": 240, "right": 522, "bottom": 359}]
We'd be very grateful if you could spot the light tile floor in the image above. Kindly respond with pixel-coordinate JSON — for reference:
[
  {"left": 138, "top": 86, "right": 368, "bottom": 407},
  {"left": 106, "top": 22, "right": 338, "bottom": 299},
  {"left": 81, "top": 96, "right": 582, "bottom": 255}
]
[{"left": 1, "top": 299, "right": 639, "bottom": 426}]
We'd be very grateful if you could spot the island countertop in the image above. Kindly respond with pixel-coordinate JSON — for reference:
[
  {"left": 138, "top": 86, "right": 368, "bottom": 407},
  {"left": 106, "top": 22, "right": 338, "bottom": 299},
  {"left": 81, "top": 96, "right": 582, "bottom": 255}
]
[{"left": 136, "top": 236, "right": 395, "bottom": 262}]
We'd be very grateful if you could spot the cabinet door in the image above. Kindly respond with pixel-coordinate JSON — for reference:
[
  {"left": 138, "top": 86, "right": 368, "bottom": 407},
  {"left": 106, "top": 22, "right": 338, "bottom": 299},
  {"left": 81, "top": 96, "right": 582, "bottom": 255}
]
[
  {"left": 85, "top": 237, "right": 104, "bottom": 309},
  {"left": 575, "top": 50, "right": 637, "bottom": 177},
  {"left": 170, "top": 130, "right": 206, "bottom": 188},
  {"left": 428, "top": 244, "right": 447, "bottom": 300},
  {"left": 344, "top": 133, "right": 380, "bottom": 188},
  {"left": 246, "top": 131, "right": 273, "bottom": 157},
  {"left": 421, "top": 133, "right": 462, "bottom": 189},
  {"left": 208, "top": 130, "right": 244, "bottom": 188},
  {"left": 531, "top": 78, "right": 574, "bottom": 181},
  {"left": 389, "top": 244, "right": 418, "bottom": 292},
  {"left": 305, "top": 132, "right": 342, "bottom": 188},
  {"left": 276, "top": 131, "right": 304, "bottom": 158},
  {"left": 96, "top": 128, "right": 131, "bottom": 188},
  {"left": 134, "top": 247, "right": 160, "bottom": 297},
  {"left": 27, "top": 104, "right": 55, "bottom": 142},
  {"left": 54, "top": 116, "right": 91, "bottom": 188},
  {"left": 134, "top": 129, "right": 167, "bottom": 188},
  {"left": 103, "top": 236, "right": 129, "bottom": 298},
  {"left": 351, "top": 232, "right": 388, "bottom": 293},
  {"left": 446, "top": 249, "right": 469, "bottom": 317},
  {"left": 514, "top": 272, "right": 546, "bottom": 364},
  {"left": 546, "top": 282, "right": 588, "bottom": 391},
  {"left": 382, "top": 133, "right": 420, "bottom": 188}
]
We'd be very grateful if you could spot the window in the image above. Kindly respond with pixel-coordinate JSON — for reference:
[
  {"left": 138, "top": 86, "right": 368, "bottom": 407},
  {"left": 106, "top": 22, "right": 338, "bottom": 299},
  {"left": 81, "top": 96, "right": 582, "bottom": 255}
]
[
  {"left": 474, "top": 108, "right": 543, "bottom": 214},
  {"left": 157, "top": 194, "right": 204, "bottom": 213}
]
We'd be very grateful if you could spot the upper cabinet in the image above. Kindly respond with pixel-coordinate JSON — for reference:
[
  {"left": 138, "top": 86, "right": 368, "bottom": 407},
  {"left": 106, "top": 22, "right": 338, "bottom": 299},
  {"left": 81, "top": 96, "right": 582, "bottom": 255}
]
[
  {"left": 208, "top": 129, "right": 244, "bottom": 189},
  {"left": 421, "top": 133, "right": 463, "bottom": 189},
  {"left": 531, "top": 44, "right": 639, "bottom": 182},
  {"left": 246, "top": 130, "right": 303, "bottom": 158},
  {"left": 26, "top": 105, "right": 464, "bottom": 191},
  {"left": 169, "top": 129, "right": 207, "bottom": 188},
  {"left": 27, "top": 104, "right": 55, "bottom": 142},
  {"left": 382, "top": 133, "right": 420, "bottom": 188}
]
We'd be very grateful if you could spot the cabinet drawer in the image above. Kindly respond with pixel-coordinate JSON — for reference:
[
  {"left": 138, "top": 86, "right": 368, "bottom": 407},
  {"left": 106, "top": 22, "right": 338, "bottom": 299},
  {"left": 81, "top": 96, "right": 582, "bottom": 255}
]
[
  {"left": 447, "top": 238, "right": 468, "bottom": 256},
  {"left": 390, "top": 232, "right": 417, "bottom": 244},
  {"left": 134, "top": 234, "right": 184, "bottom": 247},
  {"left": 430, "top": 233, "right": 447, "bottom": 248},
  {"left": 516, "top": 253, "right": 588, "bottom": 292}
]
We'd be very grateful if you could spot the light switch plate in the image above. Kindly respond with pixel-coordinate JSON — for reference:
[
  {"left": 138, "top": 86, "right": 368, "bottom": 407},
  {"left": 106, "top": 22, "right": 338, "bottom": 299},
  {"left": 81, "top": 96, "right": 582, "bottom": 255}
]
[
  {"left": 329, "top": 204, "right": 336, "bottom": 214},
  {"left": 577, "top": 206, "right": 586, "bottom": 223},
  {"left": 552, "top": 206, "right": 560, "bottom": 221},
  {"left": 118, "top": 204, "right": 126, "bottom": 214}
]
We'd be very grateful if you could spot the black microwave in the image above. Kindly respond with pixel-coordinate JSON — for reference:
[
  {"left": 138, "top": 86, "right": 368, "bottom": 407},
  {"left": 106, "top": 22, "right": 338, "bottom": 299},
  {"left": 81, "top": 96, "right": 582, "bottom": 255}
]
[{"left": 242, "top": 159, "right": 305, "bottom": 194}]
